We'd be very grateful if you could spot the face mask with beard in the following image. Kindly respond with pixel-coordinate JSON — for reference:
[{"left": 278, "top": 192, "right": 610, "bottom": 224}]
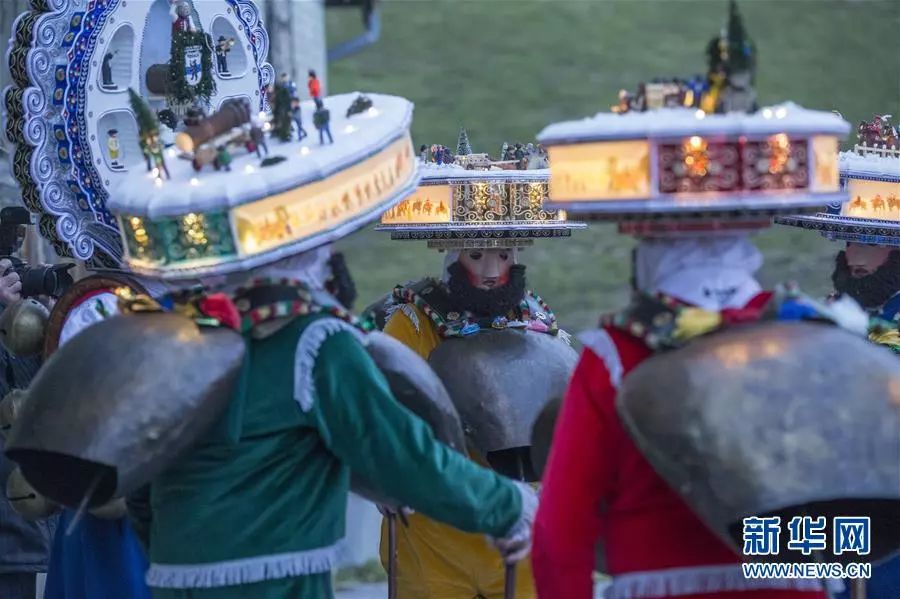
[
  {"left": 832, "top": 249, "right": 900, "bottom": 310},
  {"left": 446, "top": 261, "right": 527, "bottom": 317}
]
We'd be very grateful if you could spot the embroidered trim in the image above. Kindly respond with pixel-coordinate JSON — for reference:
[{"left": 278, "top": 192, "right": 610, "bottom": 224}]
[
  {"left": 145, "top": 541, "right": 346, "bottom": 588},
  {"left": 398, "top": 303, "right": 421, "bottom": 333},
  {"left": 391, "top": 283, "right": 559, "bottom": 338},
  {"left": 234, "top": 278, "right": 362, "bottom": 333},
  {"left": 578, "top": 329, "right": 624, "bottom": 388},
  {"left": 294, "top": 318, "right": 364, "bottom": 412},
  {"left": 604, "top": 564, "right": 828, "bottom": 599}
]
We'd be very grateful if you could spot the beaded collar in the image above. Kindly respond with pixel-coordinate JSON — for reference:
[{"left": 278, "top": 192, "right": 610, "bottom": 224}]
[
  {"left": 392, "top": 279, "right": 559, "bottom": 338},
  {"left": 601, "top": 286, "right": 899, "bottom": 353},
  {"left": 231, "top": 278, "right": 368, "bottom": 334}
]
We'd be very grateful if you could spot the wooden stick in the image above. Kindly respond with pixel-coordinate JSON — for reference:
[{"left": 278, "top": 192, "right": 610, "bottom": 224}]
[{"left": 387, "top": 511, "right": 397, "bottom": 599}]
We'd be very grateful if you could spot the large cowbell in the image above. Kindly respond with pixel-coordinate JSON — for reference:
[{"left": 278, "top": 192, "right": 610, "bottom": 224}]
[
  {"left": 5, "top": 313, "right": 245, "bottom": 509},
  {"left": 429, "top": 329, "right": 578, "bottom": 479},
  {"left": 351, "top": 331, "right": 466, "bottom": 506},
  {"left": 617, "top": 321, "right": 900, "bottom": 564}
]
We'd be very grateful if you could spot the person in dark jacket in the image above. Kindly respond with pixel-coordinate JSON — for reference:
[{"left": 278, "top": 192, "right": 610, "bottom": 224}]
[{"left": 0, "top": 258, "right": 55, "bottom": 599}]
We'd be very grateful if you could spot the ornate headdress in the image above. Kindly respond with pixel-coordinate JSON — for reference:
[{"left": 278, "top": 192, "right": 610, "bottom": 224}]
[
  {"left": 776, "top": 115, "right": 899, "bottom": 247},
  {"left": 4, "top": 0, "right": 418, "bottom": 278},
  {"left": 377, "top": 137, "right": 583, "bottom": 250}
]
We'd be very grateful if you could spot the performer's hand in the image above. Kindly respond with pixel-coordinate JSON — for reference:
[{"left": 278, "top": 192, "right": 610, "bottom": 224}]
[
  {"left": 0, "top": 260, "right": 22, "bottom": 306},
  {"left": 491, "top": 482, "right": 538, "bottom": 564}
]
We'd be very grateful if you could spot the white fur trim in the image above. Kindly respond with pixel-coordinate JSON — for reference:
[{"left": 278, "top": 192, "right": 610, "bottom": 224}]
[
  {"left": 58, "top": 292, "right": 120, "bottom": 347},
  {"left": 398, "top": 303, "right": 421, "bottom": 332},
  {"left": 578, "top": 329, "right": 624, "bottom": 388},
  {"left": 146, "top": 541, "right": 346, "bottom": 588},
  {"left": 604, "top": 564, "right": 828, "bottom": 599},
  {"left": 294, "top": 318, "right": 363, "bottom": 412}
]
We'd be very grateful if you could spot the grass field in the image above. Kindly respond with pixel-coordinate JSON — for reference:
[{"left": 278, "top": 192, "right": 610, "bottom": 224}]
[{"left": 325, "top": 0, "right": 900, "bottom": 331}]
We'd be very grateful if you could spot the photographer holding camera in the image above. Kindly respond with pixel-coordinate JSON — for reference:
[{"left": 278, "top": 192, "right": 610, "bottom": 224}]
[{"left": 0, "top": 206, "right": 71, "bottom": 599}]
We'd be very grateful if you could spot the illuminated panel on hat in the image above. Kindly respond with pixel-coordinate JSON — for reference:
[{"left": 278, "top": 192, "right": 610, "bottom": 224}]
[
  {"left": 843, "top": 179, "right": 900, "bottom": 223},
  {"left": 381, "top": 184, "right": 452, "bottom": 225},
  {"left": 546, "top": 140, "right": 652, "bottom": 202},
  {"left": 233, "top": 134, "right": 414, "bottom": 256},
  {"left": 811, "top": 135, "right": 840, "bottom": 192}
]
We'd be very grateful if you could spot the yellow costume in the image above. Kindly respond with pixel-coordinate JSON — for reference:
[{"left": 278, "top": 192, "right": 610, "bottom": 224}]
[{"left": 379, "top": 304, "right": 536, "bottom": 599}]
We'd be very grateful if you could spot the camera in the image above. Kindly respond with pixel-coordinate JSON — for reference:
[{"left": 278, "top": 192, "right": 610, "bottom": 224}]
[{"left": 0, "top": 206, "right": 74, "bottom": 298}]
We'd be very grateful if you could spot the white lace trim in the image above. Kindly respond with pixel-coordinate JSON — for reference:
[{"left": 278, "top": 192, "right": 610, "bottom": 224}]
[
  {"left": 604, "top": 564, "right": 831, "bottom": 599},
  {"left": 578, "top": 329, "right": 624, "bottom": 388},
  {"left": 145, "top": 541, "right": 346, "bottom": 588},
  {"left": 294, "top": 318, "right": 363, "bottom": 412},
  {"left": 398, "top": 303, "right": 421, "bottom": 332}
]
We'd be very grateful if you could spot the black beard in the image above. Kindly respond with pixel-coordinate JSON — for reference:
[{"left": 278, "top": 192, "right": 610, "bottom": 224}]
[
  {"left": 446, "top": 262, "right": 527, "bottom": 317},
  {"left": 831, "top": 249, "right": 900, "bottom": 310}
]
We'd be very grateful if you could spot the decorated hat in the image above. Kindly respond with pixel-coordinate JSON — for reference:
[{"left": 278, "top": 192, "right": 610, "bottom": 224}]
[
  {"left": 4, "top": 0, "right": 418, "bottom": 279},
  {"left": 776, "top": 115, "right": 900, "bottom": 247},
  {"left": 110, "top": 91, "right": 416, "bottom": 279},
  {"left": 376, "top": 135, "right": 583, "bottom": 249},
  {"left": 4, "top": 0, "right": 273, "bottom": 267},
  {"left": 536, "top": 0, "right": 849, "bottom": 237},
  {"left": 537, "top": 103, "right": 850, "bottom": 236}
]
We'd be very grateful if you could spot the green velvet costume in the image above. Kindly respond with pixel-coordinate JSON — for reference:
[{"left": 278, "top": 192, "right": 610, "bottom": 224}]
[{"left": 144, "top": 311, "right": 523, "bottom": 598}]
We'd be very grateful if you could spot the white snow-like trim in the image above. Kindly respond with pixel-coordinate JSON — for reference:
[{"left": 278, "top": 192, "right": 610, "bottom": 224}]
[
  {"left": 109, "top": 93, "right": 414, "bottom": 217},
  {"left": 538, "top": 102, "right": 849, "bottom": 144},
  {"left": 557, "top": 328, "right": 573, "bottom": 346},
  {"left": 578, "top": 329, "right": 624, "bottom": 388},
  {"left": 294, "top": 318, "right": 363, "bottom": 412},
  {"left": 145, "top": 541, "right": 346, "bottom": 589},
  {"left": 840, "top": 149, "right": 900, "bottom": 180},
  {"left": 604, "top": 564, "right": 828, "bottom": 599}
]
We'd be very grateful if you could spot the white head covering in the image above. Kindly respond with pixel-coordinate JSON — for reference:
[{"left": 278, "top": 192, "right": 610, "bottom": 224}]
[
  {"left": 634, "top": 235, "right": 763, "bottom": 311},
  {"left": 440, "top": 247, "right": 520, "bottom": 283},
  {"left": 158, "top": 245, "right": 335, "bottom": 294}
]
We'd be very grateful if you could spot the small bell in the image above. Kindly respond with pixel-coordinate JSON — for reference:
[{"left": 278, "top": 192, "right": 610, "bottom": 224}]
[
  {"left": 5, "top": 467, "right": 59, "bottom": 521},
  {"left": 0, "top": 389, "right": 28, "bottom": 440},
  {"left": 0, "top": 299, "right": 50, "bottom": 357}
]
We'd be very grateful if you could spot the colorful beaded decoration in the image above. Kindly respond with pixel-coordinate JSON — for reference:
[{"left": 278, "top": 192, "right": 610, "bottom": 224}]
[{"left": 391, "top": 281, "right": 559, "bottom": 338}]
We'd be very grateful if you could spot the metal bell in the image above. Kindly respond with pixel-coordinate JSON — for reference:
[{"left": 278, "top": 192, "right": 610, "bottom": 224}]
[
  {"left": 5, "top": 467, "right": 59, "bottom": 521},
  {"left": 0, "top": 299, "right": 49, "bottom": 357},
  {"left": 0, "top": 389, "right": 28, "bottom": 440}
]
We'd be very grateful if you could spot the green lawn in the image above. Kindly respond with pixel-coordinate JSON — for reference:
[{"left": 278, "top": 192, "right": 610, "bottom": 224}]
[{"left": 326, "top": 0, "right": 900, "bottom": 332}]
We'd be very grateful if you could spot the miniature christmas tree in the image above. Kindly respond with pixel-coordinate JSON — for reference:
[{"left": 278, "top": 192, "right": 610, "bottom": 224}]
[
  {"left": 456, "top": 128, "right": 472, "bottom": 156},
  {"left": 129, "top": 88, "right": 159, "bottom": 138},
  {"left": 724, "top": 0, "right": 755, "bottom": 77},
  {"left": 271, "top": 83, "right": 294, "bottom": 142},
  {"left": 129, "top": 88, "right": 170, "bottom": 179}
]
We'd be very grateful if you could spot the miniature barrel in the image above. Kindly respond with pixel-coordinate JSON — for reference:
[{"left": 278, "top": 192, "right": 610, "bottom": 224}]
[
  {"left": 176, "top": 99, "right": 252, "bottom": 153},
  {"left": 145, "top": 64, "right": 170, "bottom": 96}
]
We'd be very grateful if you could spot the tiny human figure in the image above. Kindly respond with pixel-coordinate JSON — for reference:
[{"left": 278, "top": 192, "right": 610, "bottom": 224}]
[
  {"left": 107, "top": 129, "right": 123, "bottom": 170},
  {"left": 249, "top": 123, "right": 269, "bottom": 158},
  {"left": 278, "top": 72, "right": 299, "bottom": 100},
  {"left": 308, "top": 69, "right": 321, "bottom": 100},
  {"left": 142, "top": 132, "right": 171, "bottom": 179},
  {"left": 101, "top": 51, "right": 117, "bottom": 90},
  {"left": 215, "top": 36, "right": 235, "bottom": 75},
  {"left": 215, "top": 145, "right": 233, "bottom": 172},
  {"left": 171, "top": 0, "right": 196, "bottom": 34},
  {"left": 419, "top": 144, "right": 429, "bottom": 162},
  {"left": 291, "top": 98, "right": 308, "bottom": 141},
  {"left": 313, "top": 97, "right": 333, "bottom": 145}
]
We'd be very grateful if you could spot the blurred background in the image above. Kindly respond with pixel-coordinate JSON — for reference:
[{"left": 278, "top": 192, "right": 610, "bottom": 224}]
[{"left": 326, "top": 0, "right": 900, "bottom": 331}]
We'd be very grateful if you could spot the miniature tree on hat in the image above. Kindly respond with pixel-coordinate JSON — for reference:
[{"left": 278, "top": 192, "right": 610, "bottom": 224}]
[{"left": 456, "top": 127, "right": 472, "bottom": 156}]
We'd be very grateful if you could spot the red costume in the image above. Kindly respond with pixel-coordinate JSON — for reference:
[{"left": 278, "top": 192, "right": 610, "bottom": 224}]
[
  {"left": 532, "top": 293, "right": 830, "bottom": 599},
  {"left": 308, "top": 75, "right": 321, "bottom": 99}
]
